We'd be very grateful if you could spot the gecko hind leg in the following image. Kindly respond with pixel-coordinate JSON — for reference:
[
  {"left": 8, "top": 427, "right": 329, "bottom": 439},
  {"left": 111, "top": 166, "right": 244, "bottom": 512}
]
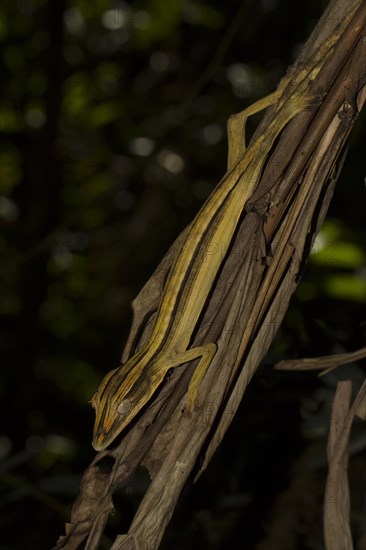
[{"left": 227, "top": 87, "right": 286, "bottom": 170}]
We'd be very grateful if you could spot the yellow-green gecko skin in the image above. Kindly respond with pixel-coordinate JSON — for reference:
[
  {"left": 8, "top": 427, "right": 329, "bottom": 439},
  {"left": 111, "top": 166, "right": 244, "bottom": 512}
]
[{"left": 91, "top": 45, "right": 332, "bottom": 451}]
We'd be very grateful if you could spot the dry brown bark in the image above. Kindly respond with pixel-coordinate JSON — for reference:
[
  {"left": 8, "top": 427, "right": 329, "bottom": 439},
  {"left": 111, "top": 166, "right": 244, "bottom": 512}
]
[{"left": 55, "top": 0, "right": 366, "bottom": 548}]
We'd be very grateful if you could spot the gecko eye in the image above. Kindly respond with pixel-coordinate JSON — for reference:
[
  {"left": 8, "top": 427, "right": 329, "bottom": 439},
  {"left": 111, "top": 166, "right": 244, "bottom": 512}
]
[{"left": 117, "top": 399, "right": 132, "bottom": 416}]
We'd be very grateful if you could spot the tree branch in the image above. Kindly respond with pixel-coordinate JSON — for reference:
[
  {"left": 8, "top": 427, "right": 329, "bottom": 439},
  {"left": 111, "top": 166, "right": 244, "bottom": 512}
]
[{"left": 55, "top": 1, "right": 366, "bottom": 548}]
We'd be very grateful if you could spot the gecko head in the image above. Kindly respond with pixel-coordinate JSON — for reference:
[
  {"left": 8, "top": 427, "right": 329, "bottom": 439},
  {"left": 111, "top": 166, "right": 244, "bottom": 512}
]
[{"left": 90, "top": 367, "right": 136, "bottom": 451}]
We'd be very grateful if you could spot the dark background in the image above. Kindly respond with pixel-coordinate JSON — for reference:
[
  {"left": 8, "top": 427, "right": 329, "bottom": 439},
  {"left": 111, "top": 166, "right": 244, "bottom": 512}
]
[{"left": 1, "top": 0, "right": 366, "bottom": 548}]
